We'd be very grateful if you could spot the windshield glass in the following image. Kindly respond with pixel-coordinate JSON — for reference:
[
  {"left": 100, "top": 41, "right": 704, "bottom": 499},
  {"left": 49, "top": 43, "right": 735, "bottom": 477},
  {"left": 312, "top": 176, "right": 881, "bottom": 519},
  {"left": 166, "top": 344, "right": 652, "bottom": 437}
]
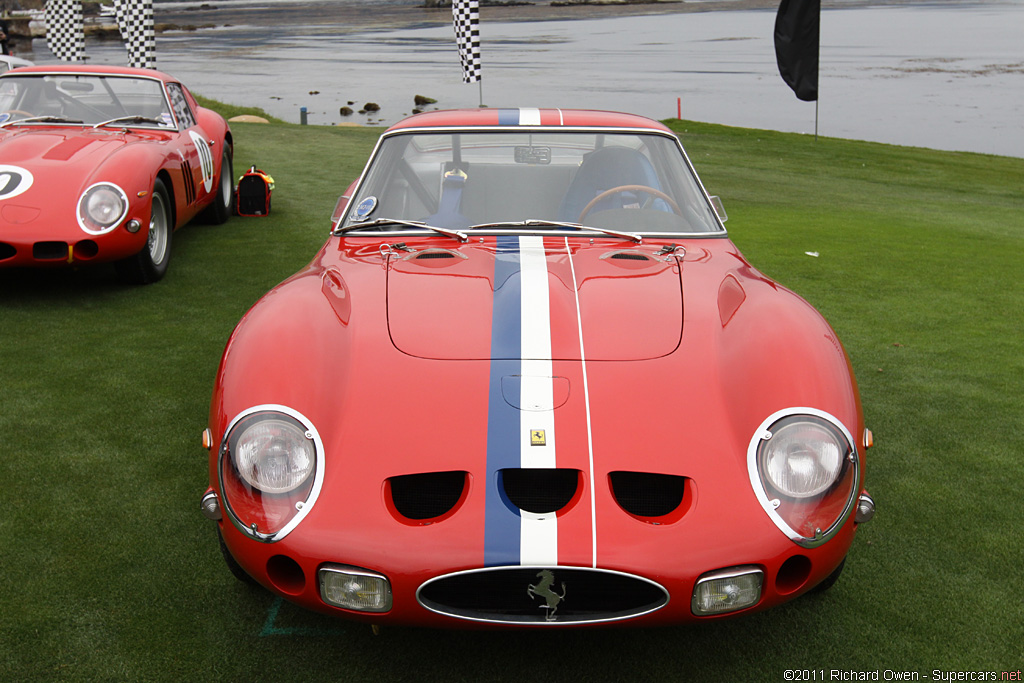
[
  {"left": 342, "top": 130, "right": 723, "bottom": 235},
  {"left": 0, "top": 74, "right": 175, "bottom": 128}
]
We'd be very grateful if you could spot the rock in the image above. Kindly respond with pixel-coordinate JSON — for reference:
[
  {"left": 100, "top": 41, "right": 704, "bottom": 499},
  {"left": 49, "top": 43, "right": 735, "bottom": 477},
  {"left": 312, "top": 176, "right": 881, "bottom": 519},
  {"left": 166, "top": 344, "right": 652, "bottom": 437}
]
[
  {"left": 228, "top": 115, "right": 269, "bottom": 124},
  {"left": 364, "top": 102, "right": 381, "bottom": 112},
  {"left": 339, "top": 106, "right": 354, "bottom": 116},
  {"left": 414, "top": 94, "right": 437, "bottom": 106}
]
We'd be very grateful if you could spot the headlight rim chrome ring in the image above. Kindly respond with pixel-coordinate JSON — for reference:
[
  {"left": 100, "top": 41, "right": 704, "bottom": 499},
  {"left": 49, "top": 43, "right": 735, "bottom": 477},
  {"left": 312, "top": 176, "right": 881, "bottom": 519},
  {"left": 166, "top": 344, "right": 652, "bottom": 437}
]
[
  {"left": 747, "top": 407, "right": 860, "bottom": 548},
  {"left": 217, "top": 404, "right": 326, "bottom": 543},
  {"left": 77, "top": 181, "right": 129, "bottom": 235}
]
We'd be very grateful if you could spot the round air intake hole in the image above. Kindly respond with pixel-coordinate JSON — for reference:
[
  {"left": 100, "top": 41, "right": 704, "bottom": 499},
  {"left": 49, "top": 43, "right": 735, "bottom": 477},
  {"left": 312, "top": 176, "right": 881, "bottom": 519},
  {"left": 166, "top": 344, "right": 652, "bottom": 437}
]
[
  {"left": 266, "top": 555, "right": 306, "bottom": 595},
  {"left": 74, "top": 240, "right": 99, "bottom": 259},
  {"left": 776, "top": 555, "right": 812, "bottom": 595}
]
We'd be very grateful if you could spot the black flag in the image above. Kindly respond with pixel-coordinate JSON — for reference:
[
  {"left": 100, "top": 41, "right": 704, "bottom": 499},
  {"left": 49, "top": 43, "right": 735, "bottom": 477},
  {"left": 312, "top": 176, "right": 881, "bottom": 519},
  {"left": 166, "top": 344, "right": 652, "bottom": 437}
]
[{"left": 774, "top": 0, "right": 820, "bottom": 101}]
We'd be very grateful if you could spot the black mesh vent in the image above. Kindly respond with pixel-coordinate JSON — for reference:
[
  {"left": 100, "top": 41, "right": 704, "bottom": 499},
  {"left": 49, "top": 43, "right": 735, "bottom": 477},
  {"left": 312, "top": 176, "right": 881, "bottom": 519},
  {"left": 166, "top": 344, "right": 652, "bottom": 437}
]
[
  {"left": 415, "top": 251, "right": 457, "bottom": 259},
  {"left": 610, "top": 252, "right": 651, "bottom": 261},
  {"left": 389, "top": 471, "right": 467, "bottom": 521},
  {"left": 501, "top": 468, "right": 579, "bottom": 514},
  {"left": 0, "top": 242, "right": 16, "bottom": 260},
  {"left": 33, "top": 241, "right": 68, "bottom": 260},
  {"left": 419, "top": 566, "right": 668, "bottom": 624},
  {"left": 610, "top": 471, "right": 687, "bottom": 518}
]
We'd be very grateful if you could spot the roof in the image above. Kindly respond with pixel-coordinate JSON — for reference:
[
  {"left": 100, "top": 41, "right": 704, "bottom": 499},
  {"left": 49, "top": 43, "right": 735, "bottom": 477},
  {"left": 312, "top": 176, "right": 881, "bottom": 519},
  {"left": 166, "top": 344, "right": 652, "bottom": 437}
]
[
  {"left": 2, "top": 64, "right": 177, "bottom": 81},
  {"left": 385, "top": 108, "right": 673, "bottom": 133}
]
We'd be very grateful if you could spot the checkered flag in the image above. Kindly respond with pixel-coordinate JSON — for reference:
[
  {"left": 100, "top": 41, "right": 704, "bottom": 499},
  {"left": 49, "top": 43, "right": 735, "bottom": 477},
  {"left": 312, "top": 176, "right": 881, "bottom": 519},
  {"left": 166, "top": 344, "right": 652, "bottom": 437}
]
[
  {"left": 45, "top": 0, "right": 84, "bottom": 62},
  {"left": 452, "top": 0, "right": 481, "bottom": 84},
  {"left": 114, "top": 0, "right": 156, "bottom": 69}
]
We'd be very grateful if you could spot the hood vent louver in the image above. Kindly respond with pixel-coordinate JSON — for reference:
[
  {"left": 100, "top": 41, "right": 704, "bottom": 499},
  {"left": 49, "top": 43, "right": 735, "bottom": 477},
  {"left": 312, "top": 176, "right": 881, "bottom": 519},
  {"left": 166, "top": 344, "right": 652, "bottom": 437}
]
[
  {"left": 501, "top": 468, "right": 580, "bottom": 514},
  {"left": 388, "top": 470, "right": 468, "bottom": 522},
  {"left": 609, "top": 471, "right": 691, "bottom": 522}
]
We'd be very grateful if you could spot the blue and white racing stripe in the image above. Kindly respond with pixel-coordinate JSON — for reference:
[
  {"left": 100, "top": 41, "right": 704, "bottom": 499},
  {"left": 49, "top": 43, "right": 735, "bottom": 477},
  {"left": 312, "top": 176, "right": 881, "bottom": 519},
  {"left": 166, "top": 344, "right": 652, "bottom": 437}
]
[{"left": 484, "top": 235, "right": 559, "bottom": 567}]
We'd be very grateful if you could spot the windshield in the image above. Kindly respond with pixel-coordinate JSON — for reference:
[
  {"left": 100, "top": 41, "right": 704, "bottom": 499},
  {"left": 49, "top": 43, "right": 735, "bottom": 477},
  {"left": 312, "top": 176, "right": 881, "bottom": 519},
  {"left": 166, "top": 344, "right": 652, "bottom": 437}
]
[
  {"left": 341, "top": 130, "right": 723, "bottom": 235},
  {"left": 0, "top": 74, "right": 175, "bottom": 128}
]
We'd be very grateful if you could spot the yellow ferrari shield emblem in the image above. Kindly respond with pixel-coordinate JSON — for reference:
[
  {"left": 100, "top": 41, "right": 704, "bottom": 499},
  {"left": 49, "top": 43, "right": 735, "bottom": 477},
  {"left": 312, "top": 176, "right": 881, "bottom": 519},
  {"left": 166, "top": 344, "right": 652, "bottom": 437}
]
[{"left": 530, "top": 429, "right": 547, "bottom": 446}]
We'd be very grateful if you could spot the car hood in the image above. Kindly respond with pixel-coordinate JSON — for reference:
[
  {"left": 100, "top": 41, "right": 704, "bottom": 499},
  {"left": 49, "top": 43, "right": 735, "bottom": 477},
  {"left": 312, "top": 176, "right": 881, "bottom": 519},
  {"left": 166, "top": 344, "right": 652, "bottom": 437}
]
[
  {"left": 386, "top": 238, "right": 683, "bottom": 361},
  {"left": 0, "top": 127, "right": 130, "bottom": 166}
]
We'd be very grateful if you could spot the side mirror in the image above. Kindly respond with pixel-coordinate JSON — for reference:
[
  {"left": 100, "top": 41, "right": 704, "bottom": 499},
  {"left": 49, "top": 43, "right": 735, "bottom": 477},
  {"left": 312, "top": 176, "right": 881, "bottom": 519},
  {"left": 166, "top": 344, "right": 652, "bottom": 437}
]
[{"left": 710, "top": 196, "right": 728, "bottom": 223}]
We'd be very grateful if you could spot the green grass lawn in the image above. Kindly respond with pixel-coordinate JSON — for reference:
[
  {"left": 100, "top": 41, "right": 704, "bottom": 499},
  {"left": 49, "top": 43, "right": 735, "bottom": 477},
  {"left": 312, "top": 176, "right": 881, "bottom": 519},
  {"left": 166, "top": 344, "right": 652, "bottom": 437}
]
[{"left": 1, "top": 113, "right": 1021, "bottom": 681}]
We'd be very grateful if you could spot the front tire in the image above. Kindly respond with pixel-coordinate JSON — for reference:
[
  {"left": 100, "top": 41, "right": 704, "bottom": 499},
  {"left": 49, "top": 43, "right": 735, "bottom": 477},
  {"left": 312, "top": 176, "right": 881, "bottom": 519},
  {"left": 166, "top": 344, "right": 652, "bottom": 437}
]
[{"left": 116, "top": 178, "right": 172, "bottom": 284}]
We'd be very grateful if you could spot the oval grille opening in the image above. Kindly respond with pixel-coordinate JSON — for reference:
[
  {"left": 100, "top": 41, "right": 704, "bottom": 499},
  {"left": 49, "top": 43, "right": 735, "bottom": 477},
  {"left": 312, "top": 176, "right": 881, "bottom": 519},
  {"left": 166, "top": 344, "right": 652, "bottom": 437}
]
[
  {"left": 501, "top": 468, "right": 580, "bottom": 514},
  {"left": 388, "top": 471, "right": 468, "bottom": 521},
  {"left": 610, "top": 471, "right": 689, "bottom": 520},
  {"left": 418, "top": 566, "right": 668, "bottom": 625}
]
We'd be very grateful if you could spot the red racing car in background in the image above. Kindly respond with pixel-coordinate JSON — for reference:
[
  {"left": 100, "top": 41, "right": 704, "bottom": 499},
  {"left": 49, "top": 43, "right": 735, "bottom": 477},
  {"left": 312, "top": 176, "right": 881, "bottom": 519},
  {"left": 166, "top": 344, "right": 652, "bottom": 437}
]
[
  {"left": 0, "top": 65, "right": 233, "bottom": 283},
  {"left": 201, "top": 108, "right": 875, "bottom": 627}
]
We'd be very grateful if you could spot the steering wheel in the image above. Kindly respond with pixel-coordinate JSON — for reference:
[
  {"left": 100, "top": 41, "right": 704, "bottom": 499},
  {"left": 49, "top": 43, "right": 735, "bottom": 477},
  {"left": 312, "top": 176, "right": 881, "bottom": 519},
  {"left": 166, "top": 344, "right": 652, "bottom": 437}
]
[{"left": 578, "top": 184, "right": 681, "bottom": 222}]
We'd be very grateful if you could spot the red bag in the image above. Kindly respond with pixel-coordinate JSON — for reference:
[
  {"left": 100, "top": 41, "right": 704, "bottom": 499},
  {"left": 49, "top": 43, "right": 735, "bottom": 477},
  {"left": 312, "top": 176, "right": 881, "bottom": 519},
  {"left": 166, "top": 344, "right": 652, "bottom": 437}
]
[{"left": 235, "top": 167, "right": 274, "bottom": 217}]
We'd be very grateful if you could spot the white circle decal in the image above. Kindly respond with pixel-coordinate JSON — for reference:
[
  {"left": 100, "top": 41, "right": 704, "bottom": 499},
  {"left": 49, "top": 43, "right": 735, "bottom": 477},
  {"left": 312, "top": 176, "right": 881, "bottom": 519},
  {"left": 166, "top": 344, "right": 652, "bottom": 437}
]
[{"left": 0, "top": 165, "right": 33, "bottom": 200}]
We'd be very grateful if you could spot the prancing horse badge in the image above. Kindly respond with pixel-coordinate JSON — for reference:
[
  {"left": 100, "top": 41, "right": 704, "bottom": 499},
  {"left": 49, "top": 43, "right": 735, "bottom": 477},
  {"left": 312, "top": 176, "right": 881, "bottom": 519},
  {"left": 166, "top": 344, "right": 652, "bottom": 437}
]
[{"left": 530, "top": 429, "right": 546, "bottom": 446}]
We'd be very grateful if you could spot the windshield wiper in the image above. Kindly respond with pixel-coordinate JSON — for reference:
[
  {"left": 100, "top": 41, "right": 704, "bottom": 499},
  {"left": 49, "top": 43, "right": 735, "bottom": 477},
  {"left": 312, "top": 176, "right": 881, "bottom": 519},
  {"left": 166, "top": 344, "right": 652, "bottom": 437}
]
[
  {"left": 0, "top": 115, "right": 83, "bottom": 128},
  {"left": 334, "top": 218, "right": 468, "bottom": 243},
  {"left": 469, "top": 219, "right": 642, "bottom": 243},
  {"left": 92, "top": 115, "right": 166, "bottom": 129}
]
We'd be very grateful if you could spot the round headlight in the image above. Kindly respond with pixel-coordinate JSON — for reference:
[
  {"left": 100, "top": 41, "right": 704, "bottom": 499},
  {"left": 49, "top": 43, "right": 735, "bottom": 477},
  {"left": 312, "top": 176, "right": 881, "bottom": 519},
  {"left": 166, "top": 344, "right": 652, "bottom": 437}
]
[
  {"left": 78, "top": 183, "right": 128, "bottom": 234},
  {"left": 758, "top": 418, "right": 845, "bottom": 499},
  {"left": 232, "top": 416, "right": 314, "bottom": 494}
]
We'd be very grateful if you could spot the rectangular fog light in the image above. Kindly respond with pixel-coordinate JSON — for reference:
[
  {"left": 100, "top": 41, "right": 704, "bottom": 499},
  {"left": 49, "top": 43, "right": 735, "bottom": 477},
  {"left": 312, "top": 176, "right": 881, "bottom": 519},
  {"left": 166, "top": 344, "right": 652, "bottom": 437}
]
[
  {"left": 319, "top": 565, "right": 392, "bottom": 613},
  {"left": 691, "top": 566, "right": 763, "bottom": 616}
]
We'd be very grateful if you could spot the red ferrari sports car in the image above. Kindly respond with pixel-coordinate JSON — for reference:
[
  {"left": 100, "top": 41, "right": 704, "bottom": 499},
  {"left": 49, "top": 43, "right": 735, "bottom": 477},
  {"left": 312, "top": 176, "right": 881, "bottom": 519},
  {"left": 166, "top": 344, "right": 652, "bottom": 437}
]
[
  {"left": 0, "top": 65, "right": 233, "bottom": 283},
  {"left": 201, "top": 108, "right": 875, "bottom": 627}
]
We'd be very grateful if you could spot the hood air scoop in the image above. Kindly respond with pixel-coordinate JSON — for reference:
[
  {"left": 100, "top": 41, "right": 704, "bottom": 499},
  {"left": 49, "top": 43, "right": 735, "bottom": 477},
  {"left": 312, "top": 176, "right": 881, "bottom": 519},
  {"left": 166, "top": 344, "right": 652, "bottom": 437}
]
[{"left": 386, "top": 240, "right": 683, "bottom": 361}]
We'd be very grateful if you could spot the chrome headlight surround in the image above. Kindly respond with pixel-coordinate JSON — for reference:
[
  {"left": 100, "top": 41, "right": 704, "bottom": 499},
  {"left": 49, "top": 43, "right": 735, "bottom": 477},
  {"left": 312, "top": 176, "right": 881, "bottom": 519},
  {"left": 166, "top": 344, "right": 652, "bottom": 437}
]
[
  {"left": 77, "top": 182, "right": 129, "bottom": 235},
  {"left": 218, "top": 405, "right": 325, "bottom": 543},
  {"left": 747, "top": 408, "right": 860, "bottom": 548}
]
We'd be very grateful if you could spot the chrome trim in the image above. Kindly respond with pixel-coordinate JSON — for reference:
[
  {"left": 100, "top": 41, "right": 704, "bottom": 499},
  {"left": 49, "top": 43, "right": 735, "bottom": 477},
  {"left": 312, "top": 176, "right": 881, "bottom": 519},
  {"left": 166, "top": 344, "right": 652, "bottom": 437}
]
[
  {"left": 746, "top": 407, "right": 861, "bottom": 548},
  {"left": 416, "top": 565, "right": 669, "bottom": 626},
  {"left": 217, "top": 404, "right": 326, "bottom": 543},
  {"left": 199, "top": 490, "right": 222, "bottom": 521},
  {"left": 855, "top": 492, "right": 875, "bottom": 524}
]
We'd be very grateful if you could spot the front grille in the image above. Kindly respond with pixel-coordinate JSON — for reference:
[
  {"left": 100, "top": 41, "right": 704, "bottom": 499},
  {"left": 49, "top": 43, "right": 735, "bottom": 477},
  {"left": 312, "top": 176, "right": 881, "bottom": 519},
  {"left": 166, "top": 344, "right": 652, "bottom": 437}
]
[
  {"left": 388, "top": 471, "right": 467, "bottom": 521},
  {"left": 610, "top": 471, "right": 688, "bottom": 519},
  {"left": 418, "top": 566, "right": 668, "bottom": 625},
  {"left": 501, "top": 468, "right": 579, "bottom": 514}
]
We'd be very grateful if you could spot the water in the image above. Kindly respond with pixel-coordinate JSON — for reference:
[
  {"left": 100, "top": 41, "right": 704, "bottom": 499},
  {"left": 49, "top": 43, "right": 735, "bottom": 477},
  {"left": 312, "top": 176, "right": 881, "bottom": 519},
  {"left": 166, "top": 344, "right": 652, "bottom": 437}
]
[{"left": 22, "top": 1, "right": 1024, "bottom": 157}]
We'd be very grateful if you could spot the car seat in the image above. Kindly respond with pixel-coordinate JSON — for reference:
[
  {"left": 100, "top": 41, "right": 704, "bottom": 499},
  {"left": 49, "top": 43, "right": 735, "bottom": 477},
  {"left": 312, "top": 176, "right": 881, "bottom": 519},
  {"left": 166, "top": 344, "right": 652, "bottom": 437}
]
[{"left": 558, "top": 146, "right": 668, "bottom": 222}]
